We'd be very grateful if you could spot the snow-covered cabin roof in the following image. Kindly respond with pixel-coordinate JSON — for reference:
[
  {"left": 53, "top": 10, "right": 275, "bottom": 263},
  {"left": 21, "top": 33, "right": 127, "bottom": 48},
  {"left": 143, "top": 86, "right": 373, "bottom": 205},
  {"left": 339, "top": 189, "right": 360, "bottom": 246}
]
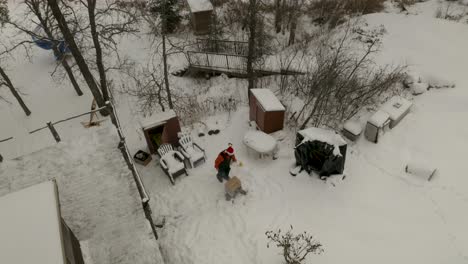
[
  {"left": 251, "top": 88, "right": 286, "bottom": 112},
  {"left": 0, "top": 181, "right": 65, "bottom": 264},
  {"left": 186, "top": 0, "right": 213, "bottom": 12},
  {"left": 381, "top": 96, "right": 412, "bottom": 121},
  {"left": 140, "top": 110, "right": 177, "bottom": 130},
  {"left": 368, "top": 110, "right": 390, "bottom": 127}
]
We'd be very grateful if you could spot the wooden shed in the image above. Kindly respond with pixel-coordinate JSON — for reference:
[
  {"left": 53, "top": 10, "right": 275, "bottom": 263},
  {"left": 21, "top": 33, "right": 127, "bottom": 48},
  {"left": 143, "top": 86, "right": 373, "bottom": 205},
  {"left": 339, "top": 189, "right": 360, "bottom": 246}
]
[
  {"left": 249, "top": 88, "right": 285, "bottom": 134},
  {"left": 186, "top": 0, "right": 213, "bottom": 35},
  {"left": 140, "top": 110, "right": 182, "bottom": 154},
  {"left": 0, "top": 181, "right": 84, "bottom": 264}
]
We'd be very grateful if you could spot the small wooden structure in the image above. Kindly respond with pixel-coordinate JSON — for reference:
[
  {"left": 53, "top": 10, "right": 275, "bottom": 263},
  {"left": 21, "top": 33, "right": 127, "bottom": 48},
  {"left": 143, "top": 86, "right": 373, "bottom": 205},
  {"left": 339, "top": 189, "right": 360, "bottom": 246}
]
[
  {"left": 0, "top": 181, "right": 84, "bottom": 264},
  {"left": 140, "top": 110, "right": 182, "bottom": 154},
  {"left": 342, "top": 120, "right": 362, "bottom": 141},
  {"left": 186, "top": 0, "right": 213, "bottom": 35},
  {"left": 249, "top": 89, "right": 285, "bottom": 134},
  {"left": 380, "top": 96, "right": 412, "bottom": 128},
  {"left": 365, "top": 110, "right": 390, "bottom": 143}
]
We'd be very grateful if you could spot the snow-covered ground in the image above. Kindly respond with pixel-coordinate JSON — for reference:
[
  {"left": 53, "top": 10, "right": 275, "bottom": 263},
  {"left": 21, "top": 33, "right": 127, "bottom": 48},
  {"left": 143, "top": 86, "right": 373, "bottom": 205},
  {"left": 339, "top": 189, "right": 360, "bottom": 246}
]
[{"left": 1, "top": 1, "right": 468, "bottom": 264}]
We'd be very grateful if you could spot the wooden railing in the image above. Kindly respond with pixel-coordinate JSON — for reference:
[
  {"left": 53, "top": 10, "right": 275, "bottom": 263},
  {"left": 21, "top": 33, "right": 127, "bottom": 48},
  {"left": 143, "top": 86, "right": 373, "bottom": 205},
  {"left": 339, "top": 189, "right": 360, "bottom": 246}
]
[
  {"left": 188, "top": 51, "right": 248, "bottom": 73},
  {"left": 196, "top": 39, "right": 248, "bottom": 56}
]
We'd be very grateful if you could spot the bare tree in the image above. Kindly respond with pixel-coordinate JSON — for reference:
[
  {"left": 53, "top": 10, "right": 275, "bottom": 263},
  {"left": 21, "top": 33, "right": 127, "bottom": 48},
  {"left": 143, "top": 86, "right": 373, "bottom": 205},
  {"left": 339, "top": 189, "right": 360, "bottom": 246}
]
[
  {"left": 9, "top": 0, "right": 85, "bottom": 96},
  {"left": 287, "top": 22, "right": 405, "bottom": 130},
  {"left": 246, "top": 0, "right": 259, "bottom": 90},
  {"left": 46, "top": 0, "right": 107, "bottom": 113},
  {"left": 0, "top": 65, "right": 32, "bottom": 116},
  {"left": 288, "top": 0, "right": 303, "bottom": 46},
  {"left": 0, "top": 1, "right": 32, "bottom": 116},
  {"left": 146, "top": 0, "right": 178, "bottom": 109},
  {"left": 122, "top": 59, "right": 167, "bottom": 115},
  {"left": 79, "top": 0, "right": 139, "bottom": 101},
  {"left": 274, "top": 0, "right": 283, "bottom": 33},
  {"left": 266, "top": 226, "right": 323, "bottom": 264}
]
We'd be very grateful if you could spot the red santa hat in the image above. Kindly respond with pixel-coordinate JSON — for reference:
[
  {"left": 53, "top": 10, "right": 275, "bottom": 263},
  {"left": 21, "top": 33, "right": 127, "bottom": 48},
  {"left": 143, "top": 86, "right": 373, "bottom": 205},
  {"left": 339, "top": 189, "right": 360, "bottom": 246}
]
[{"left": 225, "top": 145, "right": 235, "bottom": 156}]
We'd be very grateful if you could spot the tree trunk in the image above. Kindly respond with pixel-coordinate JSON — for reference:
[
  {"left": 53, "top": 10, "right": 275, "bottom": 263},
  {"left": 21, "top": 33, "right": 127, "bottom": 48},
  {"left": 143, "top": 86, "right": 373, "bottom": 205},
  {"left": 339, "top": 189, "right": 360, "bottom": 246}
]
[
  {"left": 246, "top": 0, "right": 258, "bottom": 91},
  {"left": 288, "top": 0, "right": 298, "bottom": 46},
  {"left": 162, "top": 33, "right": 173, "bottom": 109},
  {"left": 29, "top": 1, "right": 83, "bottom": 96},
  {"left": 0, "top": 66, "right": 32, "bottom": 116},
  {"left": 87, "top": 0, "right": 109, "bottom": 101},
  {"left": 46, "top": 0, "right": 108, "bottom": 115},
  {"left": 274, "top": 0, "right": 282, "bottom": 33},
  {"left": 288, "top": 16, "right": 297, "bottom": 46}
]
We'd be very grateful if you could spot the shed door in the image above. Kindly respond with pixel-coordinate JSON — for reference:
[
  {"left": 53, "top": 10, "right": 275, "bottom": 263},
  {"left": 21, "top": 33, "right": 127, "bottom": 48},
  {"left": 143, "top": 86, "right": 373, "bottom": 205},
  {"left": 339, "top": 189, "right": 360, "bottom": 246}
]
[{"left": 249, "top": 94, "right": 257, "bottom": 121}]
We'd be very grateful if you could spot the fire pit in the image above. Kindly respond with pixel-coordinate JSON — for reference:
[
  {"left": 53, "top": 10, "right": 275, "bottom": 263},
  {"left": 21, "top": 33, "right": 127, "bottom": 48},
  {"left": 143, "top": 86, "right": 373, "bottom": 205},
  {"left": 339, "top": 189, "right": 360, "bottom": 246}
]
[{"left": 133, "top": 150, "right": 152, "bottom": 166}]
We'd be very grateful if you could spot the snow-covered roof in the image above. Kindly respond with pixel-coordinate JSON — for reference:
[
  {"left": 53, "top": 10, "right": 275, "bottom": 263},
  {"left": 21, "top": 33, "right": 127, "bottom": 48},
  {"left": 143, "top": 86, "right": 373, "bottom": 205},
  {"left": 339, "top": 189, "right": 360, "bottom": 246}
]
[
  {"left": 299, "top": 127, "right": 346, "bottom": 146},
  {"left": 186, "top": 0, "right": 213, "bottom": 12},
  {"left": 0, "top": 128, "right": 163, "bottom": 264},
  {"left": 0, "top": 181, "right": 65, "bottom": 264},
  {"left": 381, "top": 96, "right": 412, "bottom": 121},
  {"left": 140, "top": 110, "right": 177, "bottom": 129},
  {"left": 343, "top": 120, "right": 362, "bottom": 135},
  {"left": 251, "top": 88, "right": 286, "bottom": 112},
  {"left": 298, "top": 127, "right": 346, "bottom": 156},
  {"left": 368, "top": 110, "right": 390, "bottom": 127}
]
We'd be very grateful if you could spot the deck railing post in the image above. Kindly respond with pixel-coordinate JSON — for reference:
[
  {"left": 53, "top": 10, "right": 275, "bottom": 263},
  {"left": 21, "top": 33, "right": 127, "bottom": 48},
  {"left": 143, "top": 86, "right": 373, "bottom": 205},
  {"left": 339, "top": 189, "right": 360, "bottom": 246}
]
[
  {"left": 47, "top": 122, "right": 61, "bottom": 143},
  {"left": 206, "top": 53, "right": 210, "bottom": 67},
  {"left": 226, "top": 55, "right": 229, "bottom": 69}
]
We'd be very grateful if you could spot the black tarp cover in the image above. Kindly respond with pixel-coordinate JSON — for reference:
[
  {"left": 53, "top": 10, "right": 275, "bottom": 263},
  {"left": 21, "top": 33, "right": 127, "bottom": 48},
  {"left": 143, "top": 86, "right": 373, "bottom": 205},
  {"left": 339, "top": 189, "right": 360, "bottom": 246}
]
[{"left": 294, "top": 130, "right": 347, "bottom": 177}]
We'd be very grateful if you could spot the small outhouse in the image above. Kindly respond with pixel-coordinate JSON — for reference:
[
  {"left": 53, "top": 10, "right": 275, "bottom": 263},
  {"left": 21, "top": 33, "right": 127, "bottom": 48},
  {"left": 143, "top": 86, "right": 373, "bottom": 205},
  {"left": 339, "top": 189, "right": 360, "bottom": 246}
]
[
  {"left": 186, "top": 0, "right": 213, "bottom": 35},
  {"left": 140, "top": 110, "right": 182, "bottom": 154},
  {"left": 249, "top": 88, "right": 286, "bottom": 134},
  {"left": 380, "top": 96, "right": 412, "bottom": 128},
  {"left": 365, "top": 110, "right": 390, "bottom": 143},
  {"left": 0, "top": 181, "right": 84, "bottom": 264}
]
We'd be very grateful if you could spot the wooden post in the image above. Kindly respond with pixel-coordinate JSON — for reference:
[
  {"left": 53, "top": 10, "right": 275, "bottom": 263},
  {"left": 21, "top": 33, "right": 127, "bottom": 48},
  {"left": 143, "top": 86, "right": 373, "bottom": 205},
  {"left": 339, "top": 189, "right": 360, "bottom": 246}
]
[
  {"left": 226, "top": 55, "right": 229, "bottom": 69},
  {"left": 47, "top": 122, "right": 61, "bottom": 143},
  {"left": 206, "top": 53, "right": 209, "bottom": 67}
]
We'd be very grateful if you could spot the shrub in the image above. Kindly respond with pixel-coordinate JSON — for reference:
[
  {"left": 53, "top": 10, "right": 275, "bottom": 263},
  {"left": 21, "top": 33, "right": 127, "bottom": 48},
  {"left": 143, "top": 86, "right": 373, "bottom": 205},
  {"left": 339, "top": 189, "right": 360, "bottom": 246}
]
[{"left": 266, "top": 226, "right": 324, "bottom": 264}]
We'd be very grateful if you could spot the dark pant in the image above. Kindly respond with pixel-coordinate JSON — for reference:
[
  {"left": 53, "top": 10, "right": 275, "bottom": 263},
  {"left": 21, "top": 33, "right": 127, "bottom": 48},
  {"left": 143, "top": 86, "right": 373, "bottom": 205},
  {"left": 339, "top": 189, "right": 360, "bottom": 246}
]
[{"left": 217, "top": 170, "right": 230, "bottom": 183}]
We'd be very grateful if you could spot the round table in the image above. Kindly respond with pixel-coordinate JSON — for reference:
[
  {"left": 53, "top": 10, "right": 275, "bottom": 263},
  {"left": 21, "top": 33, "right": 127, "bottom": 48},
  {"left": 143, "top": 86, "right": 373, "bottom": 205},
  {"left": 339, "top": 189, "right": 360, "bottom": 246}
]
[{"left": 243, "top": 130, "right": 278, "bottom": 159}]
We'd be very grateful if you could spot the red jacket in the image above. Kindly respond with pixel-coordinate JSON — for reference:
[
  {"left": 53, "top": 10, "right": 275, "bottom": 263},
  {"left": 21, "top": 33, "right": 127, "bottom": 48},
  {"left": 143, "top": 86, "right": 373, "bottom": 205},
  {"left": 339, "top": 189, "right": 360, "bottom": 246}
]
[{"left": 214, "top": 151, "right": 237, "bottom": 170}]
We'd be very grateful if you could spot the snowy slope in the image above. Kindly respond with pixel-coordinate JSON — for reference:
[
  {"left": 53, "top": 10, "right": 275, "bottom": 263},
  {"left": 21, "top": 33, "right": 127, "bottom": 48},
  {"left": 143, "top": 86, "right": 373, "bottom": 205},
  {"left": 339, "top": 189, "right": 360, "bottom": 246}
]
[{"left": 0, "top": 128, "right": 163, "bottom": 264}]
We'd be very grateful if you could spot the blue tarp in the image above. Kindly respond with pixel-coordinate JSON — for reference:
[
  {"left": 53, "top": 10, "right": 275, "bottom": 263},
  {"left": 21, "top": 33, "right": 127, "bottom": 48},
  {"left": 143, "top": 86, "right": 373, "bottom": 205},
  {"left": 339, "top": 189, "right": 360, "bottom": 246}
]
[{"left": 32, "top": 26, "right": 70, "bottom": 59}]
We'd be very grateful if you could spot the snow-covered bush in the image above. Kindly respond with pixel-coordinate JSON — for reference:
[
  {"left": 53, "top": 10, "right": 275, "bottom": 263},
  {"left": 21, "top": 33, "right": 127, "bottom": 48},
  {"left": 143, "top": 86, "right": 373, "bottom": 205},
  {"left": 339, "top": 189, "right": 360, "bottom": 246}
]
[{"left": 266, "top": 226, "right": 324, "bottom": 264}]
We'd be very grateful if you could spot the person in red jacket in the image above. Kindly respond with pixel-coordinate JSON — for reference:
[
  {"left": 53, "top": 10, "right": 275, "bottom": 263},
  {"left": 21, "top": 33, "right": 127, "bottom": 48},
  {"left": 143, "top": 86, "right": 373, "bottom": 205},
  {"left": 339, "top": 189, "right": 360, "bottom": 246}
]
[{"left": 214, "top": 143, "right": 237, "bottom": 183}]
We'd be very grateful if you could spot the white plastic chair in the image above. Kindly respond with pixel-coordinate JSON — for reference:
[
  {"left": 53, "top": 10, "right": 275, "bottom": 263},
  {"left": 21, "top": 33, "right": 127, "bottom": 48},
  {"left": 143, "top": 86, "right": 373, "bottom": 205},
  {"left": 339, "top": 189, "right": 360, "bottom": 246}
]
[
  {"left": 157, "top": 144, "right": 188, "bottom": 185},
  {"left": 178, "top": 135, "right": 206, "bottom": 168}
]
